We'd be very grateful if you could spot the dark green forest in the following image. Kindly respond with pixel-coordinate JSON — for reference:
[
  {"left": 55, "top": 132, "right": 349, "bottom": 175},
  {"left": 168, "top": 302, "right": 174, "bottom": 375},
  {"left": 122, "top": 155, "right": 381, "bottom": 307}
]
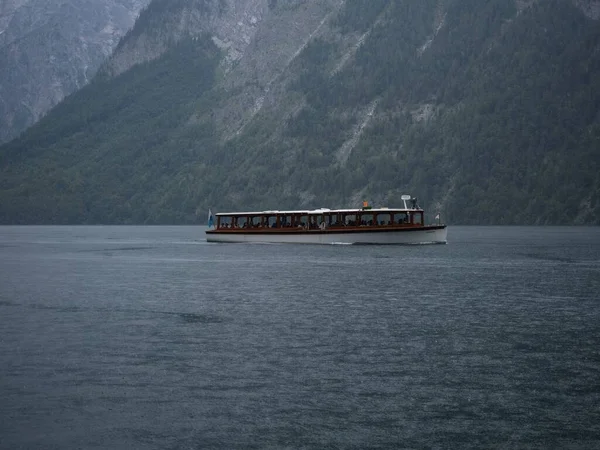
[
  {"left": 1, "top": 0, "right": 599, "bottom": 224},
  {"left": 1, "top": 37, "right": 221, "bottom": 223}
]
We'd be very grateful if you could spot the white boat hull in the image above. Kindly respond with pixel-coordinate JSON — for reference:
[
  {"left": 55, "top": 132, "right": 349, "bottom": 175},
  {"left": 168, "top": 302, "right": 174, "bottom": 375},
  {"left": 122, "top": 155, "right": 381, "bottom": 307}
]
[{"left": 206, "top": 226, "right": 447, "bottom": 245}]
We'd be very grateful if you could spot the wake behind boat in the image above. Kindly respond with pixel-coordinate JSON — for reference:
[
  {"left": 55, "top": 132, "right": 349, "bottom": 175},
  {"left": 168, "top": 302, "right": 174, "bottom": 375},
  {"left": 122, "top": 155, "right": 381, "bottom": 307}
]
[{"left": 205, "top": 196, "right": 447, "bottom": 245}]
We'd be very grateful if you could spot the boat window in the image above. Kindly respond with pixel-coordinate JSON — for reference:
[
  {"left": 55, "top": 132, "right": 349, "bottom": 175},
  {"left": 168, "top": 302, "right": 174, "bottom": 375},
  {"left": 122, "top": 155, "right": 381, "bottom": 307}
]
[
  {"left": 394, "top": 213, "right": 409, "bottom": 224},
  {"left": 308, "top": 214, "right": 323, "bottom": 229},
  {"left": 316, "top": 214, "right": 328, "bottom": 228},
  {"left": 237, "top": 216, "right": 248, "bottom": 228},
  {"left": 219, "top": 216, "right": 232, "bottom": 228},
  {"left": 265, "top": 216, "right": 277, "bottom": 228},
  {"left": 344, "top": 214, "right": 357, "bottom": 226},
  {"left": 377, "top": 213, "right": 391, "bottom": 225},
  {"left": 280, "top": 215, "right": 293, "bottom": 228},
  {"left": 413, "top": 212, "right": 423, "bottom": 225},
  {"left": 297, "top": 215, "right": 308, "bottom": 229},
  {"left": 330, "top": 213, "right": 342, "bottom": 227},
  {"left": 359, "top": 213, "right": 374, "bottom": 226},
  {"left": 251, "top": 216, "right": 262, "bottom": 228}
]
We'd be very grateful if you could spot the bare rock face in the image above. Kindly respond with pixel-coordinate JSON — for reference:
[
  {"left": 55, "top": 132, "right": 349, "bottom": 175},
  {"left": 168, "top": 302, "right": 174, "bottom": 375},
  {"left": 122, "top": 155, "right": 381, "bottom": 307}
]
[
  {"left": 0, "top": 0, "right": 30, "bottom": 37},
  {"left": 106, "top": 0, "right": 275, "bottom": 77},
  {"left": 0, "top": 0, "right": 150, "bottom": 143},
  {"left": 572, "top": 0, "right": 600, "bottom": 19},
  {"left": 516, "top": 0, "right": 600, "bottom": 19},
  {"left": 105, "top": 0, "right": 344, "bottom": 137}
]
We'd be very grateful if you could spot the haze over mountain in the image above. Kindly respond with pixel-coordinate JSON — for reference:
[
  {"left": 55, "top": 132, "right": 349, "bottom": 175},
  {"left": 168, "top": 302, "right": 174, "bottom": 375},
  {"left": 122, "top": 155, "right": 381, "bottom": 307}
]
[
  {"left": 0, "top": 0, "right": 150, "bottom": 143},
  {"left": 1, "top": 0, "right": 599, "bottom": 225}
]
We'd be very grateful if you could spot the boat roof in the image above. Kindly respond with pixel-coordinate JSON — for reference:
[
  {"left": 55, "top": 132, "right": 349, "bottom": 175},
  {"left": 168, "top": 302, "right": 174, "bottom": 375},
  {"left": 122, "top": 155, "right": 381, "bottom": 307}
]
[{"left": 215, "top": 207, "right": 422, "bottom": 216}]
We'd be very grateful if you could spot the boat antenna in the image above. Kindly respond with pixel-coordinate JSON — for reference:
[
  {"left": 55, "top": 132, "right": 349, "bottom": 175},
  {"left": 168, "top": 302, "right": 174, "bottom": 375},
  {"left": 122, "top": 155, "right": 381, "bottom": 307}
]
[{"left": 401, "top": 194, "right": 411, "bottom": 209}]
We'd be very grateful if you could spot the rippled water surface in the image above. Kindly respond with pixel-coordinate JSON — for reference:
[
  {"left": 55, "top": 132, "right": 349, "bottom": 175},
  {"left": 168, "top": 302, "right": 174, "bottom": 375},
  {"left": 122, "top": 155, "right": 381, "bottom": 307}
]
[{"left": 1, "top": 226, "right": 599, "bottom": 449}]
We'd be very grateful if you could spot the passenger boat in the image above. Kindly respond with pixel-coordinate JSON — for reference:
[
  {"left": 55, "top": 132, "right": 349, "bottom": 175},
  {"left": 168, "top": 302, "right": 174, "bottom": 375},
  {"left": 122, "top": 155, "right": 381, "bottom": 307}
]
[{"left": 205, "top": 195, "right": 447, "bottom": 244}]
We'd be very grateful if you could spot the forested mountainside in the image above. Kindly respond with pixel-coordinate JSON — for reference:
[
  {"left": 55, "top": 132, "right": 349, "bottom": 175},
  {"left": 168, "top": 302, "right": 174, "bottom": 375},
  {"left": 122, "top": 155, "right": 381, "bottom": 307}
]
[
  {"left": 1, "top": 0, "right": 599, "bottom": 225},
  {"left": 0, "top": 0, "right": 149, "bottom": 144}
]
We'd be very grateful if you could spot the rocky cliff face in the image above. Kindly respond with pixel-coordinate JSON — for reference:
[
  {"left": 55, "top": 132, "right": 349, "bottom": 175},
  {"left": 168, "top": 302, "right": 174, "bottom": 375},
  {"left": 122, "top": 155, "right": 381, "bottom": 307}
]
[
  {"left": 0, "top": 0, "right": 150, "bottom": 143},
  {"left": 572, "top": 0, "right": 600, "bottom": 18},
  {"left": 104, "top": 0, "right": 600, "bottom": 141},
  {"left": 3, "top": 0, "right": 595, "bottom": 146},
  {"left": 104, "top": 0, "right": 349, "bottom": 137}
]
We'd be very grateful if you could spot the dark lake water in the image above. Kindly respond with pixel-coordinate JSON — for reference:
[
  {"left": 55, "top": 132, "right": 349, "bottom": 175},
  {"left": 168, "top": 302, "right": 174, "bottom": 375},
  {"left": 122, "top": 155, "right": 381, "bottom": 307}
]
[{"left": 1, "top": 226, "right": 599, "bottom": 449}]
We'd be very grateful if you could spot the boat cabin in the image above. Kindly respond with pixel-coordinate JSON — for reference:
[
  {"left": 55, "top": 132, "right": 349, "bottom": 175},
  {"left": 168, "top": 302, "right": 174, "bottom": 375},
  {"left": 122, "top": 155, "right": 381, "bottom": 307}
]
[{"left": 212, "top": 207, "right": 424, "bottom": 231}]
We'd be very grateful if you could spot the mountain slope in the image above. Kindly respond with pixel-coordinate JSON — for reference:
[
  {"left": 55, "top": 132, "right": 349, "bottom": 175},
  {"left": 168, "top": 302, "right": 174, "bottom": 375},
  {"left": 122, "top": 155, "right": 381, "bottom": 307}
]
[
  {"left": 1, "top": 0, "right": 599, "bottom": 224},
  {"left": 0, "top": 0, "right": 149, "bottom": 144}
]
